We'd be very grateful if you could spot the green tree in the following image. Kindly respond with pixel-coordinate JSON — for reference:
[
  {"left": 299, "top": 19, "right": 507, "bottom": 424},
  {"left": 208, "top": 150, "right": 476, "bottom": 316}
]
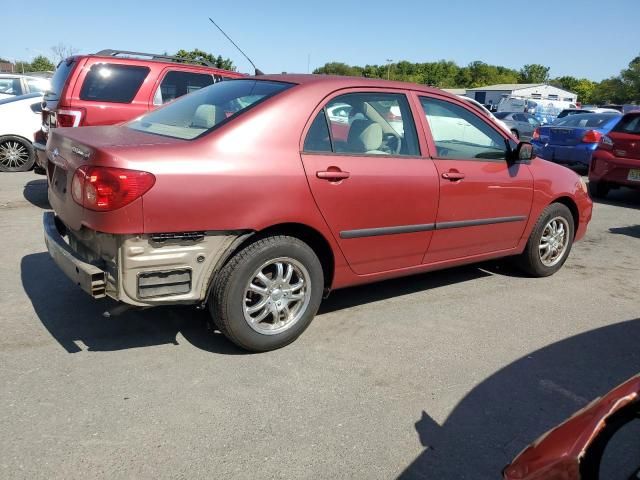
[
  {"left": 30, "top": 55, "right": 55, "bottom": 72},
  {"left": 620, "top": 55, "right": 640, "bottom": 102},
  {"left": 174, "top": 49, "right": 235, "bottom": 71},
  {"left": 313, "top": 62, "right": 362, "bottom": 76},
  {"left": 519, "top": 64, "right": 550, "bottom": 83}
]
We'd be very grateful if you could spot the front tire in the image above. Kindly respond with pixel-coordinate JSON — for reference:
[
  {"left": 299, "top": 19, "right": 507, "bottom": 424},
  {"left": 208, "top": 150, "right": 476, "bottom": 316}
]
[
  {"left": 0, "top": 136, "right": 35, "bottom": 172},
  {"left": 517, "top": 203, "right": 575, "bottom": 277},
  {"left": 209, "top": 235, "right": 324, "bottom": 352}
]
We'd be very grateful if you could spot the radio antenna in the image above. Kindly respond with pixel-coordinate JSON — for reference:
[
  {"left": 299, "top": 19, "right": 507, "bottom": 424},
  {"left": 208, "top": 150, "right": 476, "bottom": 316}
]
[{"left": 208, "top": 17, "right": 264, "bottom": 76}]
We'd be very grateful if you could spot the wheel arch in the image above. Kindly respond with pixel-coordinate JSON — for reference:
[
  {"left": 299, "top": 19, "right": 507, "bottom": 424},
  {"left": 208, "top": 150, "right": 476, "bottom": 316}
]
[
  {"left": 204, "top": 222, "right": 335, "bottom": 304},
  {"left": 552, "top": 196, "right": 579, "bottom": 232}
]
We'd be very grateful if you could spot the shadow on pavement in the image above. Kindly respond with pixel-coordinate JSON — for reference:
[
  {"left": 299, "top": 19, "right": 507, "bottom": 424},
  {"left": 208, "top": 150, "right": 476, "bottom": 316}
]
[
  {"left": 593, "top": 187, "right": 640, "bottom": 210},
  {"left": 23, "top": 179, "right": 50, "bottom": 209},
  {"left": 609, "top": 224, "right": 640, "bottom": 239},
  {"left": 398, "top": 318, "right": 640, "bottom": 479},
  {"left": 21, "top": 252, "right": 243, "bottom": 355}
]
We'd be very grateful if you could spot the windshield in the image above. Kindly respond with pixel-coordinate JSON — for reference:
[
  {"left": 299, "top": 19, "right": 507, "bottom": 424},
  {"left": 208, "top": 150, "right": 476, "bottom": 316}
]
[
  {"left": 128, "top": 79, "right": 293, "bottom": 140},
  {"left": 552, "top": 113, "right": 619, "bottom": 128}
]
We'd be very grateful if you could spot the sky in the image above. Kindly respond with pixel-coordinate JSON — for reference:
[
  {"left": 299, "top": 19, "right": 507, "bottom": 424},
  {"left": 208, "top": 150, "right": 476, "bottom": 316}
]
[{"left": 6, "top": 0, "right": 640, "bottom": 81}]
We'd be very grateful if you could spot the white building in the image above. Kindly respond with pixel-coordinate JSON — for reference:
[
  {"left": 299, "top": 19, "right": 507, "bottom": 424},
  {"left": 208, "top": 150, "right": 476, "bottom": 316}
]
[{"left": 465, "top": 83, "right": 577, "bottom": 106}]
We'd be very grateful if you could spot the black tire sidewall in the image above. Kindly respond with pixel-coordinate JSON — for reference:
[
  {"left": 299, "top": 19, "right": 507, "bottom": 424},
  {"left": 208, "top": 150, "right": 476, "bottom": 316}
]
[
  {"left": 0, "top": 136, "right": 35, "bottom": 172},
  {"left": 523, "top": 203, "right": 575, "bottom": 277},
  {"left": 214, "top": 237, "right": 324, "bottom": 352}
]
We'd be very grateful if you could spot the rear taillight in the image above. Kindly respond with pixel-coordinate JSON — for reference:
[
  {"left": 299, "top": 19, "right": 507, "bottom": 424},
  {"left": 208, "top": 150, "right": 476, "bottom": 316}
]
[
  {"left": 532, "top": 128, "right": 540, "bottom": 140},
  {"left": 582, "top": 130, "right": 602, "bottom": 143},
  {"left": 71, "top": 166, "right": 155, "bottom": 211},
  {"left": 57, "top": 108, "right": 85, "bottom": 127},
  {"left": 598, "top": 135, "right": 614, "bottom": 151}
]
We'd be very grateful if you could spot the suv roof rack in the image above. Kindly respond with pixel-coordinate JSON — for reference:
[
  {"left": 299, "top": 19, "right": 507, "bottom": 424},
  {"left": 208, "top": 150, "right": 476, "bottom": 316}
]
[{"left": 93, "top": 49, "right": 216, "bottom": 68}]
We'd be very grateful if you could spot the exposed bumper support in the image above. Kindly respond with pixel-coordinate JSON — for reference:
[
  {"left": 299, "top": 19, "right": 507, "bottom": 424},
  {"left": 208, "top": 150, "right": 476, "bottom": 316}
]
[{"left": 43, "top": 212, "right": 107, "bottom": 298}]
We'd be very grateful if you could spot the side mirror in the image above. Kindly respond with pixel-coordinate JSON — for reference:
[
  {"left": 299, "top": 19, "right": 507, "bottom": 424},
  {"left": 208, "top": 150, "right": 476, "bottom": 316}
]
[{"left": 510, "top": 141, "right": 534, "bottom": 163}]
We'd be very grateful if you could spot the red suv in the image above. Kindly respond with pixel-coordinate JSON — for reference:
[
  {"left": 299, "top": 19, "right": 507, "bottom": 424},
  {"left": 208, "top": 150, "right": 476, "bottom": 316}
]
[
  {"left": 34, "top": 49, "right": 244, "bottom": 170},
  {"left": 588, "top": 112, "right": 640, "bottom": 197},
  {"left": 43, "top": 75, "right": 592, "bottom": 351}
]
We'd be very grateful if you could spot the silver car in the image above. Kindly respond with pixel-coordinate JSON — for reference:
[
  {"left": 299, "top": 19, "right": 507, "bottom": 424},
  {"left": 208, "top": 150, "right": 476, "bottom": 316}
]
[{"left": 493, "top": 112, "right": 540, "bottom": 141}]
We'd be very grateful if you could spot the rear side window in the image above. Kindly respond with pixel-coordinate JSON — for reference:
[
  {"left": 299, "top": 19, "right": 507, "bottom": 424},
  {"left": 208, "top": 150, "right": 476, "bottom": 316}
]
[
  {"left": 80, "top": 64, "right": 150, "bottom": 103},
  {"left": 46, "top": 59, "right": 75, "bottom": 99},
  {"left": 613, "top": 115, "right": 640, "bottom": 134},
  {"left": 304, "top": 110, "right": 332, "bottom": 152},
  {"left": 153, "top": 71, "right": 215, "bottom": 105}
]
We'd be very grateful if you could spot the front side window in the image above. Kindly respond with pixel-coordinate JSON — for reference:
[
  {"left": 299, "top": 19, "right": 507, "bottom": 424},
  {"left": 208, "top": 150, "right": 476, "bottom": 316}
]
[
  {"left": 26, "top": 78, "right": 50, "bottom": 94},
  {"left": 80, "top": 64, "right": 150, "bottom": 103},
  {"left": 304, "top": 92, "right": 420, "bottom": 156},
  {"left": 421, "top": 97, "right": 508, "bottom": 160},
  {"left": 153, "top": 71, "right": 215, "bottom": 105},
  {"left": 128, "top": 79, "right": 292, "bottom": 140}
]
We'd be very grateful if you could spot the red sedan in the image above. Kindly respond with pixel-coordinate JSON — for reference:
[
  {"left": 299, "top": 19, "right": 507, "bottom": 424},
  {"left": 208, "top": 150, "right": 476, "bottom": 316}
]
[{"left": 42, "top": 75, "right": 592, "bottom": 351}]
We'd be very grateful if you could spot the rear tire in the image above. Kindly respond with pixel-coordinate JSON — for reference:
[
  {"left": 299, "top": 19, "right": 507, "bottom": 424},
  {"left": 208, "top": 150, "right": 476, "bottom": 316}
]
[
  {"left": 588, "top": 180, "right": 609, "bottom": 199},
  {"left": 516, "top": 203, "right": 574, "bottom": 277},
  {"left": 0, "top": 136, "right": 35, "bottom": 172},
  {"left": 209, "top": 235, "right": 324, "bottom": 352}
]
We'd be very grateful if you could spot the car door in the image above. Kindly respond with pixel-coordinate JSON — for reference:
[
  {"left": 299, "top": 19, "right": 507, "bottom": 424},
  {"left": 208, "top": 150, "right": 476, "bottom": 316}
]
[
  {"left": 300, "top": 90, "right": 439, "bottom": 275},
  {"left": 417, "top": 94, "right": 534, "bottom": 263}
]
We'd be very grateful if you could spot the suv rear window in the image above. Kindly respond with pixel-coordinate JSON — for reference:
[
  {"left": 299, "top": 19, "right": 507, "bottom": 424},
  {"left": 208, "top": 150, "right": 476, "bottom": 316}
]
[
  {"left": 46, "top": 59, "right": 76, "bottom": 100},
  {"left": 80, "top": 64, "right": 150, "bottom": 103},
  {"left": 128, "top": 79, "right": 293, "bottom": 140}
]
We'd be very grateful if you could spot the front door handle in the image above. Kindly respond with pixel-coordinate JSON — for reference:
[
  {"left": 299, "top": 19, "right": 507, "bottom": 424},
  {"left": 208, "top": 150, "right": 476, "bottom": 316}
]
[
  {"left": 317, "top": 170, "right": 350, "bottom": 181},
  {"left": 442, "top": 171, "right": 465, "bottom": 181}
]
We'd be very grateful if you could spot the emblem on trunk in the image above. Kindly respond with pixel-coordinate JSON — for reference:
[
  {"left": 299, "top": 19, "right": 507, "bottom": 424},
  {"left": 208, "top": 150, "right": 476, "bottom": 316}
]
[{"left": 72, "top": 146, "right": 90, "bottom": 159}]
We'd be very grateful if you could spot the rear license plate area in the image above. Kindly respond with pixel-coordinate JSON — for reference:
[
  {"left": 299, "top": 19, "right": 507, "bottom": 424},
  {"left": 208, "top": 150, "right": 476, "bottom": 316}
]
[{"left": 628, "top": 169, "right": 640, "bottom": 182}]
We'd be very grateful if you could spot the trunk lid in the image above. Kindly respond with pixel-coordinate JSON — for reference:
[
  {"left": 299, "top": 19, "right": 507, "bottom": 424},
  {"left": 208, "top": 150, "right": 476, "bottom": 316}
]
[{"left": 46, "top": 126, "right": 175, "bottom": 233}]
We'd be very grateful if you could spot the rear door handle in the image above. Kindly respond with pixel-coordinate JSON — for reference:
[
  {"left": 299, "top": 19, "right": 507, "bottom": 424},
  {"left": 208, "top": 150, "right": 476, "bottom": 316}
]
[
  {"left": 317, "top": 170, "right": 350, "bottom": 181},
  {"left": 442, "top": 171, "right": 465, "bottom": 181}
]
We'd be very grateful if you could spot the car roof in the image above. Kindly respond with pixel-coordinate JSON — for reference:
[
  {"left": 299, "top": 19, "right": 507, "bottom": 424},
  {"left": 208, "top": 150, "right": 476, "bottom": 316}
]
[
  {"left": 256, "top": 73, "right": 453, "bottom": 96},
  {"left": 65, "top": 53, "right": 244, "bottom": 74}
]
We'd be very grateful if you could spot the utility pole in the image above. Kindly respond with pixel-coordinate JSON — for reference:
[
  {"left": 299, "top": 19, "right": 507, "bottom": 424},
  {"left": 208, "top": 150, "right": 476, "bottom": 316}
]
[{"left": 386, "top": 58, "right": 393, "bottom": 80}]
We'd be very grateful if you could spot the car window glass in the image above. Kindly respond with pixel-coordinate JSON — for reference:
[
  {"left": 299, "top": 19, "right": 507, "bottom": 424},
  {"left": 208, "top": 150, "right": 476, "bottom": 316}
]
[
  {"left": 421, "top": 97, "right": 508, "bottom": 160},
  {"left": 128, "top": 79, "right": 292, "bottom": 140},
  {"left": 80, "top": 64, "right": 150, "bottom": 103},
  {"left": 553, "top": 114, "right": 617, "bottom": 128},
  {"left": 153, "top": 71, "right": 215, "bottom": 105},
  {"left": 303, "top": 110, "right": 332, "bottom": 152},
  {"left": 323, "top": 92, "right": 420, "bottom": 156},
  {"left": 527, "top": 116, "right": 539, "bottom": 126},
  {"left": 26, "top": 78, "right": 49, "bottom": 94},
  {"left": 0, "top": 77, "right": 21, "bottom": 96},
  {"left": 613, "top": 115, "right": 640, "bottom": 135}
]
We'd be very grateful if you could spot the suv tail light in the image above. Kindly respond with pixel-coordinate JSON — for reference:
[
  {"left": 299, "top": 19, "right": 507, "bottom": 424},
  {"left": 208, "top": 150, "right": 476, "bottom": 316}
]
[
  {"left": 71, "top": 166, "right": 155, "bottom": 211},
  {"left": 532, "top": 128, "right": 540, "bottom": 140},
  {"left": 582, "top": 130, "right": 602, "bottom": 143},
  {"left": 57, "top": 108, "right": 85, "bottom": 127}
]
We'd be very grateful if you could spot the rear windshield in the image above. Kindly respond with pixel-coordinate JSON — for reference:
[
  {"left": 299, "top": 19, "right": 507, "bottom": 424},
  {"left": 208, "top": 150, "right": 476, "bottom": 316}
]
[
  {"left": 552, "top": 113, "right": 618, "bottom": 128},
  {"left": 127, "top": 79, "right": 293, "bottom": 140},
  {"left": 46, "top": 59, "right": 76, "bottom": 100},
  {"left": 80, "top": 64, "right": 150, "bottom": 103},
  {"left": 612, "top": 114, "right": 640, "bottom": 134}
]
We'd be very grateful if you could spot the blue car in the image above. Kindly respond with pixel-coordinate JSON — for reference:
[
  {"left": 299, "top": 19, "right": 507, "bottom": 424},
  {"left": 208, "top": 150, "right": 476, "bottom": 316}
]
[{"left": 532, "top": 113, "right": 622, "bottom": 169}]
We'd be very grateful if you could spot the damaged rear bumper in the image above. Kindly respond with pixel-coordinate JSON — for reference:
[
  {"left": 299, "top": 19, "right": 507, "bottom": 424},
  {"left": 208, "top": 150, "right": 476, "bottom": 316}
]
[{"left": 43, "top": 212, "right": 246, "bottom": 307}]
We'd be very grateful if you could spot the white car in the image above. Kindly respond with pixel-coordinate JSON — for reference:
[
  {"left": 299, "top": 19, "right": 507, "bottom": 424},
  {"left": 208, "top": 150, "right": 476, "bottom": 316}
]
[
  {"left": 0, "top": 93, "right": 43, "bottom": 172},
  {"left": 0, "top": 74, "right": 50, "bottom": 100},
  {"left": 458, "top": 95, "right": 513, "bottom": 136}
]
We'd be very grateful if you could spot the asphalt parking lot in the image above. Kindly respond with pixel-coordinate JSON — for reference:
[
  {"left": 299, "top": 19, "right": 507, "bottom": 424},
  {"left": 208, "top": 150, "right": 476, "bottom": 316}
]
[{"left": 1, "top": 171, "right": 639, "bottom": 479}]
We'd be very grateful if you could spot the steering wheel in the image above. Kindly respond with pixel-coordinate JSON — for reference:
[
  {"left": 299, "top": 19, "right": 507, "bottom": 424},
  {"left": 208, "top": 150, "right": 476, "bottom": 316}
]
[{"left": 382, "top": 133, "right": 402, "bottom": 155}]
